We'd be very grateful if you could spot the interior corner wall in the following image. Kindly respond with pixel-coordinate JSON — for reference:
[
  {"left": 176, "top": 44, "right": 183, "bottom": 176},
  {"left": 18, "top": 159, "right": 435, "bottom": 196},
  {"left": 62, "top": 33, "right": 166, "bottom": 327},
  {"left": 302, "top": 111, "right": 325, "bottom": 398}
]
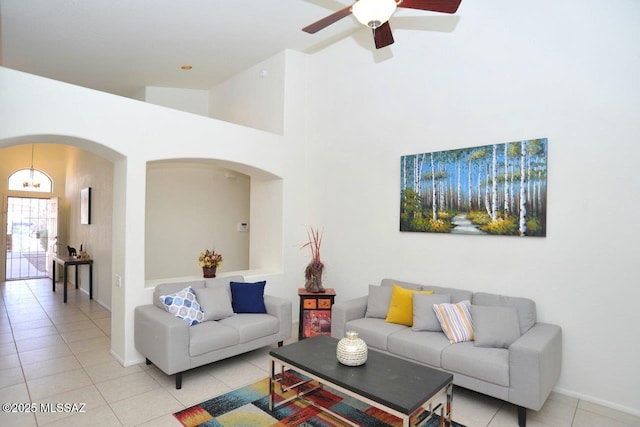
[
  {"left": 248, "top": 178, "right": 283, "bottom": 272},
  {"left": 301, "top": 0, "right": 640, "bottom": 415},
  {"left": 209, "top": 51, "right": 286, "bottom": 135},
  {"left": 109, "top": 156, "right": 127, "bottom": 361}
]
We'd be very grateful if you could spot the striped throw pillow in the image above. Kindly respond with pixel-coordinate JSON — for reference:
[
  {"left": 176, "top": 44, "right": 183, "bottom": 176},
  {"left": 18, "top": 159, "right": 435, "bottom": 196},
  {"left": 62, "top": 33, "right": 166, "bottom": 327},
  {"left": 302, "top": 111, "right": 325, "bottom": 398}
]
[{"left": 433, "top": 300, "right": 474, "bottom": 343}]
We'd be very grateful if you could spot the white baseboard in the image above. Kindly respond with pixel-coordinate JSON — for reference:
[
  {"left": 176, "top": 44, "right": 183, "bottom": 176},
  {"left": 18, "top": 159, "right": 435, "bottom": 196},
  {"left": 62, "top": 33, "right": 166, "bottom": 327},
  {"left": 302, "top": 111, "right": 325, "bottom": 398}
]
[
  {"left": 554, "top": 386, "right": 640, "bottom": 418},
  {"left": 110, "top": 349, "right": 146, "bottom": 367},
  {"left": 77, "top": 286, "right": 111, "bottom": 311},
  {"left": 109, "top": 349, "right": 126, "bottom": 366}
]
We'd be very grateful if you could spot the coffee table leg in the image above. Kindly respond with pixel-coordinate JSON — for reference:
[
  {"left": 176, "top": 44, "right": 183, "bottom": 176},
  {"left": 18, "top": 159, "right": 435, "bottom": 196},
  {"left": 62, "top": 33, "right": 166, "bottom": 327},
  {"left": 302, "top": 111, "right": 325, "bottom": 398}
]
[
  {"left": 443, "top": 383, "right": 453, "bottom": 426},
  {"left": 269, "top": 360, "right": 275, "bottom": 411}
]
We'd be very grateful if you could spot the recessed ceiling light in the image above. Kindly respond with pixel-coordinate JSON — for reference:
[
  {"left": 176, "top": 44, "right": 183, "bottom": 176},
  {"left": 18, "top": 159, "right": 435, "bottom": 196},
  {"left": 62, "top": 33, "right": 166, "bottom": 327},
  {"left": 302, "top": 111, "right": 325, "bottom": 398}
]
[{"left": 181, "top": 65, "right": 193, "bottom": 70}]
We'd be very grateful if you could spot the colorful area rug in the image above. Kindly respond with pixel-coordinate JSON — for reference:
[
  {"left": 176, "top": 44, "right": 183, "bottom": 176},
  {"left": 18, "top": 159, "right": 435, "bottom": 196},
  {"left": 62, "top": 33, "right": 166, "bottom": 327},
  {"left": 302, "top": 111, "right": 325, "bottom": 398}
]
[{"left": 174, "top": 370, "right": 464, "bottom": 427}]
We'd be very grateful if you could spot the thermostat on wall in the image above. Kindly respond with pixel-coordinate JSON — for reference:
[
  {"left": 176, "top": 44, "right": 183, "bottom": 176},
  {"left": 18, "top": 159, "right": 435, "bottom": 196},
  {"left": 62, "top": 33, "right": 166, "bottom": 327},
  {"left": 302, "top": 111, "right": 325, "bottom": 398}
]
[{"left": 237, "top": 222, "right": 249, "bottom": 232}]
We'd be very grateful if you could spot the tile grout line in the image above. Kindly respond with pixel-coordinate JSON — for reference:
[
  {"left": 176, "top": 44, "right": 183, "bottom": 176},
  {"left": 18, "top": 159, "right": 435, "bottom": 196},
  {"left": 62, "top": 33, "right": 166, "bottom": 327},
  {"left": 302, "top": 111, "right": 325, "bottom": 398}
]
[
  {"left": 4, "top": 279, "right": 39, "bottom": 425},
  {"left": 5, "top": 279, "right": 122, "bottom": 426},
  {"left": 26, "top": 280, "right": 126, "bottom": 427}
]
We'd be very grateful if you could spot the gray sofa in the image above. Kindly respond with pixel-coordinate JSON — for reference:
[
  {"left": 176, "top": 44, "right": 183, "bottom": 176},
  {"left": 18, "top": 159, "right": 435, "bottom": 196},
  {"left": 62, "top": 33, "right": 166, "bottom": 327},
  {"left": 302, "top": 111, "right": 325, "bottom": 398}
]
[
  {"left": 331, "top": 279, "right": 562, "bottom": 427},
  {"left": 134, "top": 275, "right": 292, "bottom": 389}
]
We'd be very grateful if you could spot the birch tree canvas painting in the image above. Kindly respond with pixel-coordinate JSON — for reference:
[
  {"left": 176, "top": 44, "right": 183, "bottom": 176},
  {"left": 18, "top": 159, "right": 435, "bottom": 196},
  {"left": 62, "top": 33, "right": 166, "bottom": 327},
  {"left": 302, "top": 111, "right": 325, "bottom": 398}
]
[{"left": 400, "top": 138, "right": 547, "bottom": 237}]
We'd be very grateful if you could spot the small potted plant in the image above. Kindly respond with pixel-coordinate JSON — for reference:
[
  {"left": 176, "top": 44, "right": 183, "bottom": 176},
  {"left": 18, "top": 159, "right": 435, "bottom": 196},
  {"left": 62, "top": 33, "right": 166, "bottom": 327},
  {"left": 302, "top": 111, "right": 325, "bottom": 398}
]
[{"left": 198, "top": 249, "right": 223, "bottom": 278}]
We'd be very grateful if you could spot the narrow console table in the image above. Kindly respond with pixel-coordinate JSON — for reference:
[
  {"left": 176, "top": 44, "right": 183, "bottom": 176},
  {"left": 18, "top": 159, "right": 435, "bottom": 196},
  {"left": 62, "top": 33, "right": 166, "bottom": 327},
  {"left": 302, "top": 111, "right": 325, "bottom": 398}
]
[{"left": 52, "top": 255, "right": 93, "bottom": 303}]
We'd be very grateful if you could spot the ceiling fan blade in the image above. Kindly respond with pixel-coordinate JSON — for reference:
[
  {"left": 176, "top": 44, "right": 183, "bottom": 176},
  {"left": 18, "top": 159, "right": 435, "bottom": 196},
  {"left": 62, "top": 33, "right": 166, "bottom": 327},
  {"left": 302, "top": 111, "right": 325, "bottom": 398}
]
[
  {"left": 398, "top": 0, "right": 462, "bottom": 14},
  {"left": 302, "top": 5, "right": 353, "bottom": 34},
  {"left": 374, "top": 21, "right": 394, "bottom": 49}
]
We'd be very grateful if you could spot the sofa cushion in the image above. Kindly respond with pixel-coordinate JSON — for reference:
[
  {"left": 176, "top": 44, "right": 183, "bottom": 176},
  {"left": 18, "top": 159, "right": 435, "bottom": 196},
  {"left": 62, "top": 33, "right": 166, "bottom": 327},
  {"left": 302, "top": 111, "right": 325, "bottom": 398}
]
[
  {"left": 365, "top": 285, "right": 392, "bottom": 318},
  {"left": 441, "top": 342, "right": 510, "bottom": 387},
  {"left": 159, "top": 286, "right": 205, "bottom": 326},
  {"left": 218, "top": 314, "right": 279, "bottom": 344},
  {"left": 189, "top": 321, "right": 239, "bottom": 357},
  {"left": 433, "top": 300, "right": 474, "bottom": 343},
  {"left": 472, "top": 292, "right": 536, "bottom": 334},
  {"left": 380, "top": 278, "right": 423, "bottom": 290},
  {"left": 412, "top": 293, "right": 451, "bottom": 332},
  {"left": 472, "top": 305, "right": 521, "bottom": 348},
  {"left": 153, "top": 280, "right": 205, "bottom": 310},
  {"left": 421, "top": 285, "right": 473, "bottom": 304},
  {"left": 345, "top": 318, "right": 407, "bottom": 351},
  {"left": 230, "top": 281, "right": 267, "bottom": 313},
  {"left": 387, "top": 329, "right": 451, "bottom": 367},
  {"left": 194, "top": 287, "right": 234, "bottom": 321},
  {"left": 385, "top": 284, "right": 434, "bottom": 326},
  {"left": 204, "top": 275, "right": 244, "bottom": 299}
]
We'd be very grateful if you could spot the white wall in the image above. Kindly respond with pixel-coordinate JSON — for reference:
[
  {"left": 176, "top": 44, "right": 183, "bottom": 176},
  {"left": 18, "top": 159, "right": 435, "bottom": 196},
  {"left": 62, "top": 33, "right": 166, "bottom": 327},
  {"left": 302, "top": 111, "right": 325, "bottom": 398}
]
[
  {"left": 145, "top": 162, "right": 250, "bottom": 279},
  {"left": 0, "top": 66, "right": 311, "bottom": 373},
  {"left": 300, "top": 0, "right": 640, "bottom": 415},
  {"left": 64, "top": 146, "right": 114, "bottom": 307},
  {"left": 143, "top": 86, "right": 209, "bottom": 117},
  {"left": 209, "top": 51, "right": 286, "bottom": 135}
]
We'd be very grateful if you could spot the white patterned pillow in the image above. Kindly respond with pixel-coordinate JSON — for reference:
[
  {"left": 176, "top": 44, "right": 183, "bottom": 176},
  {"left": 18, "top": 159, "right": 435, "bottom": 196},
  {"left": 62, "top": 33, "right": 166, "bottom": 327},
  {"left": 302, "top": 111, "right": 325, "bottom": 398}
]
[
  {"left": 159, "top": 286, "right": 205, "bottom": 326},
  {"left": 433, "top": 300, "right": 474, "bottom": 343}
]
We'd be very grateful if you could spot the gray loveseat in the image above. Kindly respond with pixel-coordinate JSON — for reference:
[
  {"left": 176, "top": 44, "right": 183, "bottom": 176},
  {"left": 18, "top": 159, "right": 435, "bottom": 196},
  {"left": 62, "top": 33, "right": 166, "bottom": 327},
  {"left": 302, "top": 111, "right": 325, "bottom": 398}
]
[
  {"left": 331, "top": 279, "right": 562, "bottom": 427},
  {"left": 135, "top": 275, "right": 292, "bottom": 389}
]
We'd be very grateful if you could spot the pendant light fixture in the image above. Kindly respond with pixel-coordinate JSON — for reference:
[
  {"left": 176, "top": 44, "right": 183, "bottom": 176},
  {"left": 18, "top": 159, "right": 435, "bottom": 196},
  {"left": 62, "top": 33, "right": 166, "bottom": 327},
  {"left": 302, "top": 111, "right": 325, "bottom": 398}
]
[{"left": 22, "top": 144, "right": 41, "bottom": 189}]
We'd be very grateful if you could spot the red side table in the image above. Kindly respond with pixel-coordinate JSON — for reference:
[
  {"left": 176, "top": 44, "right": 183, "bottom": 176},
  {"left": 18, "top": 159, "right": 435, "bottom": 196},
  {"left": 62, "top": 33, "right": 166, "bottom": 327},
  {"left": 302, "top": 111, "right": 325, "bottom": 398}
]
[{"left": 297, "top": 288, "right": 336, "bottom": 340}]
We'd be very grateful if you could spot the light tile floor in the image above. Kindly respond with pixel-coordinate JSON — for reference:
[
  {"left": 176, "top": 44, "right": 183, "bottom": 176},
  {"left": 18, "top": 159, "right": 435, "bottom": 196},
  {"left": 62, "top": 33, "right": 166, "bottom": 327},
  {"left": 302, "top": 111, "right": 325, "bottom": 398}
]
[{"left": 1, "top": 278, "right": 639, "bottom": 426}]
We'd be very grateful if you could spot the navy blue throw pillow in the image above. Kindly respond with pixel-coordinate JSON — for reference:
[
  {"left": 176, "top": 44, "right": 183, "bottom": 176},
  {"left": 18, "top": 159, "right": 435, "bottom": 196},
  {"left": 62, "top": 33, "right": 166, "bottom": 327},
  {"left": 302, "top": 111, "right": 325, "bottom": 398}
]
[{"left": 230, "top": 281, "right": 267, "bottom": 313}]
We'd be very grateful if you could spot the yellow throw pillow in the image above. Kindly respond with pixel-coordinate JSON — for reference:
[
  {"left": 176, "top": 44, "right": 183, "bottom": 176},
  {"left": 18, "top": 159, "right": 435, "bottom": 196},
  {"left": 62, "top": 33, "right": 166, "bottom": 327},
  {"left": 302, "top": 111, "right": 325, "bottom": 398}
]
[{"left": 385, "top": 284, "right": 434, "bottom": 326}]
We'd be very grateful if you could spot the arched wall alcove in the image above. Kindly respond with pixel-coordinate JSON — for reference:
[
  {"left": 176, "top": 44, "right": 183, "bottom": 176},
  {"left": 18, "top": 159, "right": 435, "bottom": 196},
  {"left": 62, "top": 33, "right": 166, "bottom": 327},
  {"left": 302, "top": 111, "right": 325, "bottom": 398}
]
[{"left": 145, "top": 158, "right": 283, "bottom": 282}]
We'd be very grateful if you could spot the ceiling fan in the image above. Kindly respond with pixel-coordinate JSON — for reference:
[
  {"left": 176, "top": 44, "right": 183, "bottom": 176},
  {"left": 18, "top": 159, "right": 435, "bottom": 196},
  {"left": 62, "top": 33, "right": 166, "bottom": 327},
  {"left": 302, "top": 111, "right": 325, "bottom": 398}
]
[{"left": 302, "top": 0, "right": 462, "bottom": 49}]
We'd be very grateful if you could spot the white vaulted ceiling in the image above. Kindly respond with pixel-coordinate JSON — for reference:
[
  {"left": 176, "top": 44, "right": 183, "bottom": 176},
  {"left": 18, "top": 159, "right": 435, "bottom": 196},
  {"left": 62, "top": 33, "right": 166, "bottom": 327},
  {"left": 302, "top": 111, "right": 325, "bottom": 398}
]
[
  {"left": 0, "top": 0, "right": 369, "bottom": 97},
  {"left": 0, "top": 0, "right": 462, "bottom": 98}
]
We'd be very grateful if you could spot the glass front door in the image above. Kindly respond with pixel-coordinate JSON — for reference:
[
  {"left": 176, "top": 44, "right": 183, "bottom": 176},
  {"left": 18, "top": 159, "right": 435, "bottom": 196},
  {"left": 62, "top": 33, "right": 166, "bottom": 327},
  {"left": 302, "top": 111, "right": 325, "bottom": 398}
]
[{"left": 5, "top": 197, "right": 51, "bottom": 280}]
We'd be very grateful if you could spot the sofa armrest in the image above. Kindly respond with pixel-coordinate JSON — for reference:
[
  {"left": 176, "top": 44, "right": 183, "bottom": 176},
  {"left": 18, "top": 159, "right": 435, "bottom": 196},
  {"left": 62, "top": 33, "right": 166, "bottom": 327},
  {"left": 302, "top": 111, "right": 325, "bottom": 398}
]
[
  {"left": 331, "top": 296, "right": 368, "bottom": 339},
  {"left": 134, "top": 305, "right": 191, "bottom": 375},
  {"left": 264, "top": 294, "right": 292, "bottom": 340},
  {"left": 509, "top": 322, "right": 562, "bottom": 410}
]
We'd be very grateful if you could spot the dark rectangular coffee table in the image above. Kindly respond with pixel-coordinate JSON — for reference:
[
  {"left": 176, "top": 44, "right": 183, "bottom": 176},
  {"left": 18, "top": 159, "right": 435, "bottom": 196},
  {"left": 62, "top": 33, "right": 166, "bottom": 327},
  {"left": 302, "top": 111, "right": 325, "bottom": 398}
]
[{"left": 269, "top": 335, "right": 453, "bottom": 427}]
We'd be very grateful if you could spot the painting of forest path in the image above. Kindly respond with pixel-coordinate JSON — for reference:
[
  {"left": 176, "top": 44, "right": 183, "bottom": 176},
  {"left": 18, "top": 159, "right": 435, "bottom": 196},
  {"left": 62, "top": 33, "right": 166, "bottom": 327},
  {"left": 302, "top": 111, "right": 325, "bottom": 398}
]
[{"left": 400, "top": 138, "right": 547, "bottom": 237}]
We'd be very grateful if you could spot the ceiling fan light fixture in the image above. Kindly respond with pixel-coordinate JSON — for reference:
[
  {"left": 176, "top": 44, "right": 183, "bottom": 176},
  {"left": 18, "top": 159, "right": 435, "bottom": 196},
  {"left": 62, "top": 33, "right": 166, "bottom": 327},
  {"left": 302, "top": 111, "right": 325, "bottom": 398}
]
[{"left": 352, "top": 0, "right": 397, "bottom": 29}]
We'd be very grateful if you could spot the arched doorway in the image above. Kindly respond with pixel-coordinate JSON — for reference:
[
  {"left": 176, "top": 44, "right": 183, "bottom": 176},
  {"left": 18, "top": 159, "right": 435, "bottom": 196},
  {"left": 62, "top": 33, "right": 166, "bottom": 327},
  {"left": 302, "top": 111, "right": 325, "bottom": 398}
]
[{"left": 1, "top": 140, "right": 122, "bottom": 311}]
